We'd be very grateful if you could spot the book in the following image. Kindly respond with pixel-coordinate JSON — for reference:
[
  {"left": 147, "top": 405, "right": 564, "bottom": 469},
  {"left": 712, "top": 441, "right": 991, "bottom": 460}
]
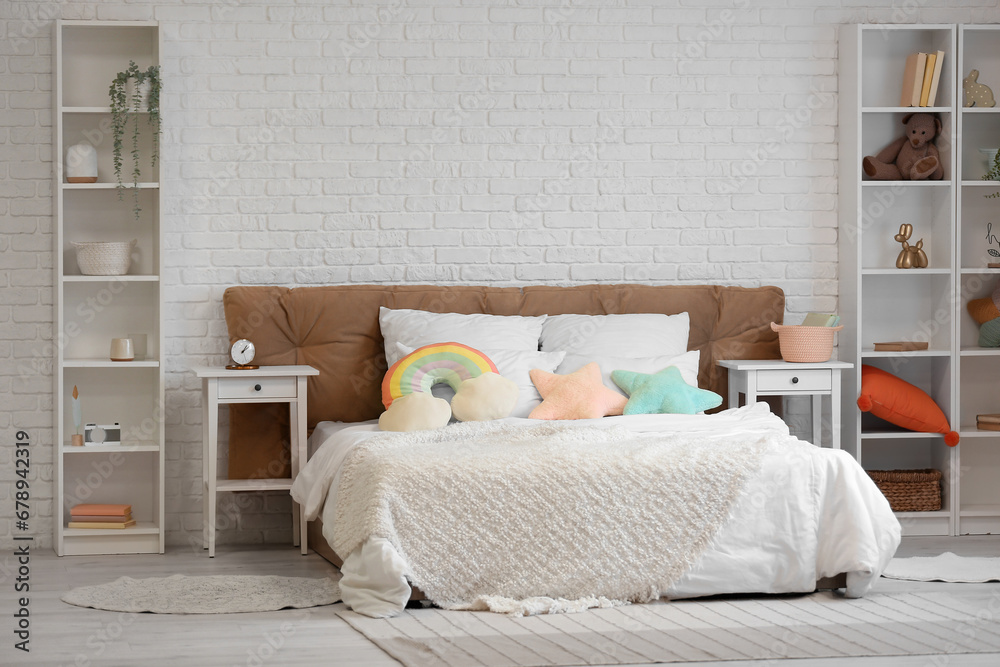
[
  {"left": 69, "top": 514, "right": 133, "bottom": 522},
  {"left": 926, "top": 50, "right": 945, "bottom": 106},
  {"left": 900, "top": 52, "right": 926, "bottom": 107},
  {"left": 70, "top": 503, "right": 132, "bottom": 517},
  {"left": 873, "top": 341, "right": 930, "bottom": 352},
  {"left": 67, "top": 519, "right": 137, "bottom": 529},
  {"left": 919, "top": 52, "right": 937, "bottom": 106},
  {"left": 976, "top": 422, "right": 1000, "bottom": 432},
  {"left": 977, "top": 413, "right": 1000, "bottom": 424},
  {"left": 801, "top": 313, "right": 840, "bottom": 327}
]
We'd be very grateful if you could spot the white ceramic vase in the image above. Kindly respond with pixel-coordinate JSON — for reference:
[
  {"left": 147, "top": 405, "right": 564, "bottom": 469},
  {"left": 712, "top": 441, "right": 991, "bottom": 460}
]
[{"left": 66, "top": 143, "right": 98, "bottom": 183}]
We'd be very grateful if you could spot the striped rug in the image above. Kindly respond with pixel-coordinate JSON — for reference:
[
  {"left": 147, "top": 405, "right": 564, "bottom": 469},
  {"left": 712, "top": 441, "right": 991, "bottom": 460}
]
[{"left": 339, "top": 591, "right": 1000, "bottom": 666}]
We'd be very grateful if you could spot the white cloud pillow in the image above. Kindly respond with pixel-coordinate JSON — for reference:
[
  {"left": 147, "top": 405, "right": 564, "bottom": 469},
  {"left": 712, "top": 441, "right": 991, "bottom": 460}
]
[
  {"left": 557, "top": 350, "right": 701, "bottom": 396},
  {"left": 380, "top": 307, "right": 546, "bottom": 367},
  {"left": 539, "top": 312, "right": 690, "bottom": 359},
  {"left": 394, "top": 342, "right": 565, "bottom": 418}
]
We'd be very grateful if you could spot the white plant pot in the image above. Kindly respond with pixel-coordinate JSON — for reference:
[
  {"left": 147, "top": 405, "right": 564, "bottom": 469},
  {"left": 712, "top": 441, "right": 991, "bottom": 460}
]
[{"left": 66, "top": 143, "right": 98, "bottom": 183}]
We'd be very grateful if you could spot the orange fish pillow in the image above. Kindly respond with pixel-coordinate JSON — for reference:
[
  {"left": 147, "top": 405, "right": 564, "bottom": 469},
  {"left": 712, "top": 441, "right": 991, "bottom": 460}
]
[{"left": 856, "top": 365, "right": 959, "bottom": 447}]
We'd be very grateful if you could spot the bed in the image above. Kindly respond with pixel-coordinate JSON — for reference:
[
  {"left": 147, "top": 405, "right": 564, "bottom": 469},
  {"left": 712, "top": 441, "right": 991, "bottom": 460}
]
[{"left": 221, "top": 283, "right": 901, "bottom": 618}]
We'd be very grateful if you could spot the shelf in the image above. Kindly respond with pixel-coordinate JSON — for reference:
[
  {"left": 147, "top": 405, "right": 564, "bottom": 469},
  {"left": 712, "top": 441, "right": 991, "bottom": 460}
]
[
  {"left": 216, "top": 478, "right": 294, "bottom": 493},
  {"left": 63, "top": 521, "right": 159, "bottom": 538},
  {"left": 861, "top": 268, "right": 952, "bottom": 275},
  {"left": 959, "top": 427, "right": 1000, "bottom": 438},
  {"left": 960, "top": 180, "right": 1000, "bottom": 187},
  {"left": 960, "top": 268, "right": 1000, "bottom": 275},
  {"left": 961, "top": 108, "right": 1000, "bottom": 114},
  {"left": 959, "top": 346, "right": 1000, "bottom": 356},
  {"left": 62, "top": 182, "right": 159, "bottom": 190},
  {"left": 61, "top": 106, "right": 153, "bottom": 114},
  {"left": 960, "top": 504, "right": 1000, "bottom": 516},
  {"left": 862, "top": 348, "right": 951, "bottom": 358},
  {"left": 861, "top": 429, "right": 948, "bottom": 440},
  {"left": 862, "top": 106, "right": 951, "bottom": 113},
  {"left": 63, "top": 358, "right": 159, "bottom": 368},
  {"left": 861, "top": 180, "right": 951, "bottom": 187},
  {"left": 63, "top": 441, "right": 159, "bottom": 454},
  {"left": 63, "top": 274, "right": 159, "bottom": 282}
]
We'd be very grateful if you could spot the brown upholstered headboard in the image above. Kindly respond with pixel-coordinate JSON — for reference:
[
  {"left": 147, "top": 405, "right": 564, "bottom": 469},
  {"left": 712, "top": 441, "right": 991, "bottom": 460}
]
[{"left": 221, "top": 284, "right": 784, "bottom": 478}]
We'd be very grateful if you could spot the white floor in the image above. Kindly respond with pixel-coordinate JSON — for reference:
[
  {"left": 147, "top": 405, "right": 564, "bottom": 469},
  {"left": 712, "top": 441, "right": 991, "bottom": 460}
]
[{"left": 4, "top": 537, "right": 1000, "bottom": 666}]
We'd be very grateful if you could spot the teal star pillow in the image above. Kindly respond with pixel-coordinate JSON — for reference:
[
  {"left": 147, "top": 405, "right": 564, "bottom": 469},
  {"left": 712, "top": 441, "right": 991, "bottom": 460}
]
[{"left": 611, "top": 365, "right": 722, "bottom": 415}]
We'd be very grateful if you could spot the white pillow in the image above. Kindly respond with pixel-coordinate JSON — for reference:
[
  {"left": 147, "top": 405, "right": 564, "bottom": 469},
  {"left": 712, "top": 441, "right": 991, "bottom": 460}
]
[
  {"left": 394, "top": 342, "right": 565, "bottom": 418},
  {"left": 557, "top": 350, "right": 701, "bottom": 396},
  {"left": 380, "top": 307, "right": 546, "bottom": 367},
  {"left": 539, "top": 312, "right": 690, "bottom": 359}
]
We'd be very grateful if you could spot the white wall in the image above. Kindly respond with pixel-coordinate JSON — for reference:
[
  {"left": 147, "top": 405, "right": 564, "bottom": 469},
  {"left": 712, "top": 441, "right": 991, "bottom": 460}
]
[{"left": 2, "top": 0, "right": 998, "bottom": 551}]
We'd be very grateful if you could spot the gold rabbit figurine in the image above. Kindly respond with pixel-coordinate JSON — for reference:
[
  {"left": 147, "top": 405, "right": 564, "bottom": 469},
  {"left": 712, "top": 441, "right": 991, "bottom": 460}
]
[{"left": 894, "top": 223, "right": 928, "bottom": 269}]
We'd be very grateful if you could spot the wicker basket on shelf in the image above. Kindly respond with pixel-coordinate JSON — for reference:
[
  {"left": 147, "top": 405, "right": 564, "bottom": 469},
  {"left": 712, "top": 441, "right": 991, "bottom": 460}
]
[
  {"left": 867, "top": 469, "right": 942, "bottom": 512},
  {"left": 770, "top": 322, "right": 844, "bottom": 363},
  {"left": 72, "top": 240, "right": 136, "bottom": 276}
]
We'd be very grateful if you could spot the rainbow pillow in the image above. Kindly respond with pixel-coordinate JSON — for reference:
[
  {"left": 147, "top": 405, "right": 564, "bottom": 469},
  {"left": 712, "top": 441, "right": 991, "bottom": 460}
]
[{"left": 381, "top": 342, "right": 499, "bottom": 409}]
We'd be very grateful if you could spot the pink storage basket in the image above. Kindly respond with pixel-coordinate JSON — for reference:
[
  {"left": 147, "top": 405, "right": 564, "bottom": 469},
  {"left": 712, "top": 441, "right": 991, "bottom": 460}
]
[{"left": 770, "top": 322, "right": 844, "bottom": 363}]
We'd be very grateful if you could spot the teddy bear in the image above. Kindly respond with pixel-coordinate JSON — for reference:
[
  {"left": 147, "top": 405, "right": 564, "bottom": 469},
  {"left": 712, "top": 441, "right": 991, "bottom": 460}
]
[{"left": 862, "top": 113, "right": 944, "bottom": 181}]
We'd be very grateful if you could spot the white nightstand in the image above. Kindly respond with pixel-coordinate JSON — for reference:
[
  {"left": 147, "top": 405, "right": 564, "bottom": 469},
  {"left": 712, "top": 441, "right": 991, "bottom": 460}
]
[
  {"left": 717, "top": 359, "right": 853, "bottom": 449},
  {"left": 193, "top": 365, "right": 319, "bottom": 557}
]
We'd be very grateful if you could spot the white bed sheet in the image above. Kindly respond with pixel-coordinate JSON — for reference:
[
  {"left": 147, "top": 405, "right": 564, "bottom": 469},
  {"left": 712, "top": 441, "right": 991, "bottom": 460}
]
[{"left": 292, "top": 404, "right": 901, "bottom": 618}]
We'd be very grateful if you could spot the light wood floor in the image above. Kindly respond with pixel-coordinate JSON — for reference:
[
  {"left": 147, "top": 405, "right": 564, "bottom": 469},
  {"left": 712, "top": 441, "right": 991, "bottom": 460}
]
[{"left": 4, "top": 537, "right": 1000, "bottom": 666}]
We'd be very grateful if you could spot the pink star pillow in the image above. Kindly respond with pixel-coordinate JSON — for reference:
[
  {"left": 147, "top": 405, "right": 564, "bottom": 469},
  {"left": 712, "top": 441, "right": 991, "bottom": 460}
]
[{"left": 528, "top": 362, "right": 627, "bottom": 420}]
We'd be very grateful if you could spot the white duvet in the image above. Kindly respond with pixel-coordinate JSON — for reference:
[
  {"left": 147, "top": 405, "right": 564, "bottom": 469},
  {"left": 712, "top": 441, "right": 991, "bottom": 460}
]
[{"left": 292, "top": 403, "right": 901, "bottom": 618}]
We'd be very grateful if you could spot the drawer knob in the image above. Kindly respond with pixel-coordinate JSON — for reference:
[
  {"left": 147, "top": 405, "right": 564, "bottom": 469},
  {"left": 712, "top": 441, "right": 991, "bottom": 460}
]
[
  {"left": 254, "top": 384, "right": 262, "bottom": 392},
  {"left": 791, "top": 377, "right": 799, "bottom": 384}
]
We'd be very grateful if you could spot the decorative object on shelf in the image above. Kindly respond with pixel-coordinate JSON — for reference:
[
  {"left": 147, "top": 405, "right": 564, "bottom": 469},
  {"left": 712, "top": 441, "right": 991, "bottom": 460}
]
[
  {"left": 226, "top": 338, "right": 258, "bottom": 370},
  {"left": 862, "top": 113, "right": 944, "bottom": 181},
  {"left": 770, "top": 321, "right": 843, "bottom": 363},
  {"left": 128, "top": 332, "right": 147, "bottom": 361},
  {"left": 977, "top": 414, "right": 1000, "bottom": 432},
  {"left": 109, "top": 60, "right": 161, "bottom": 219},
  {"left": 856, "top": 365, "right": 960, "bottom": 447},
  {"left": 110, "top": 337, "right": 134, "bottom": 362},
  {"left": 963, "top": 69, "right": 996, "bottom": 108},
  {"left": 65, "top": 142, "right": 98, "bottom": 183},
  {"left": 893, "top": 223, "right": 929, "bottom": 269},
  {"left": 72, "top": 239, "right": 136, "bottom": 276},
  {"left": 873, "top": 341, "right": 930, "bottom": 352},
  {"left": 984, "top": 148, "right": 1000, "bottom": 202},
  {"left": 84, "top": 423, "right": 121, "bottom": 447},
  {"left": 71, "top": 385, "right": 83, "bottom": 447},
  {"left": 967, "top": 279, "right": 1000, "bottom": 348},
  {"left": 866, "top": 469, "right": 942, "bottom": 512}
]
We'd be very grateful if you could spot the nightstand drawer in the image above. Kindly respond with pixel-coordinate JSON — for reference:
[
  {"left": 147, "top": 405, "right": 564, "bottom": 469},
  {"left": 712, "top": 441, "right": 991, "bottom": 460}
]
[
  {"left": 217, "top": 376, "right": 296, "bottom": 400},
  {"left": 756, "top": 369, "right": 831, "bottom": 392}
]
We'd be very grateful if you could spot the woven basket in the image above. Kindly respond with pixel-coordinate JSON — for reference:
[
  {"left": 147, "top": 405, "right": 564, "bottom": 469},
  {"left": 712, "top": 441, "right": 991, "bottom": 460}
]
[
  {"left": 770, "top": 322, "right": 843, "bottom": 362},
  {"left": 72, "top": 240, "right": 136, "bottom": 276},
  {"left": 867, "top": 469, "right": 942, "bottom": 512}
]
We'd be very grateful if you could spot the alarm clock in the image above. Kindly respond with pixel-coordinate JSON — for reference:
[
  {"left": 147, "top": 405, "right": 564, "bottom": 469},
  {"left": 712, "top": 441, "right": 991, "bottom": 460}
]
[{"left": 226, "top": 338, "right": 259, "bottom": 370}]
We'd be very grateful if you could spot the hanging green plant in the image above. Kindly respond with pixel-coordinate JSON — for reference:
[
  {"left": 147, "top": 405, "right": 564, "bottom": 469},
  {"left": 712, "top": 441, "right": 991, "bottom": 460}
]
[{"left": 109, "top": 61, "right": 161, "bottom": 219}]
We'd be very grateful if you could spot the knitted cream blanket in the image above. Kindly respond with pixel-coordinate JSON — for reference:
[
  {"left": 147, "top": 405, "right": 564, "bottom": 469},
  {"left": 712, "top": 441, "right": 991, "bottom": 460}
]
[{"left": 332, "top": 420, "right": 772, "bottom": 615}]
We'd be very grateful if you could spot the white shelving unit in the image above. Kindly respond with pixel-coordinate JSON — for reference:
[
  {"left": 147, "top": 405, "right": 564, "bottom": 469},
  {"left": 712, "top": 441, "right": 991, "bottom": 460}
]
[
  {"left": 52, "top": 20, "right": 164, "bottom": 556},
  {"left": 840, "top": 24, "right": 958, "bottom": 537},
  {"left": 956, "top": 24, "right": 1000, "bottom": 535}
]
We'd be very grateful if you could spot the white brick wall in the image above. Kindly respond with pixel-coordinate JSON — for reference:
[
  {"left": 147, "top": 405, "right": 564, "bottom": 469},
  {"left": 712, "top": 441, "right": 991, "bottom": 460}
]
[{"left": 3, "top": 0, "right": 999, "bottom": 551}]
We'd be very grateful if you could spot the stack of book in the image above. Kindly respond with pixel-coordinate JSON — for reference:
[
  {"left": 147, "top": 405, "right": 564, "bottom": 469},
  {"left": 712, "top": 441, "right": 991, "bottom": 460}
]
[
  {"left": 900, "top": 50, "right": 945, "bottom": 107},
  {"left": 68, "top": 503, "right": 135, "bottom": 529},
  {"left": 977, "top": 414, "right": 1000, "bottom": 432}
]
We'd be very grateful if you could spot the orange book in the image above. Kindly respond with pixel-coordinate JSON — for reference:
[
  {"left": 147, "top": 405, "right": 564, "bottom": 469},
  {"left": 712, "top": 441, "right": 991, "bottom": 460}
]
[{"left": 70, "top": 503, "right": 132, "bottom": 517}]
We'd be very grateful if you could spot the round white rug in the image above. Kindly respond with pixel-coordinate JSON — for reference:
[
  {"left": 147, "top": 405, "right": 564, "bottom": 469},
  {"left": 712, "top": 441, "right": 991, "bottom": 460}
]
[{"left": 62, "top": 574, "right": 342, "bottom": 614}]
